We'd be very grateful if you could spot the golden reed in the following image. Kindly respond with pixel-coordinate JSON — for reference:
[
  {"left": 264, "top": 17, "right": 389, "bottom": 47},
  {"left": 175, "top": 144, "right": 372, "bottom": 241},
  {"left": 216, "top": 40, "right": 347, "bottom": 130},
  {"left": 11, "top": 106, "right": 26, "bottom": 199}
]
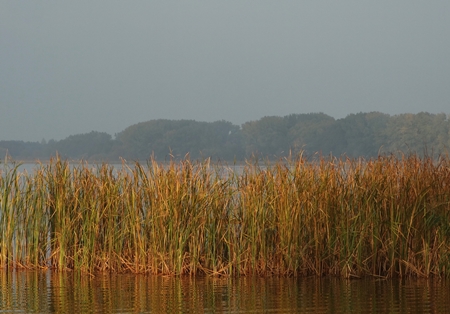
[{"left": 1, "top": 153, "right": 450, "bottom": 278}]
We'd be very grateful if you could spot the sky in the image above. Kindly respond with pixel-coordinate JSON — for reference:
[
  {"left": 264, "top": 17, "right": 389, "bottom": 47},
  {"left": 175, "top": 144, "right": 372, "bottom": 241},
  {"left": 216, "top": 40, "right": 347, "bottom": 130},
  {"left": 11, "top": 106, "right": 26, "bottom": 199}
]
[{"left": 1, "top": 1, "right": 449, "bottom": 142}]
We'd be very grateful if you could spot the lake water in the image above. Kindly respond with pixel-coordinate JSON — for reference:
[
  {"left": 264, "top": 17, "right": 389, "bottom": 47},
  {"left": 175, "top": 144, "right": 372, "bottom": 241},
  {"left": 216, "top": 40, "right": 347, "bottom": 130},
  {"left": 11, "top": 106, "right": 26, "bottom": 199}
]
[{"left": 0, "top": 271, "right": 449, "bottom": 313}]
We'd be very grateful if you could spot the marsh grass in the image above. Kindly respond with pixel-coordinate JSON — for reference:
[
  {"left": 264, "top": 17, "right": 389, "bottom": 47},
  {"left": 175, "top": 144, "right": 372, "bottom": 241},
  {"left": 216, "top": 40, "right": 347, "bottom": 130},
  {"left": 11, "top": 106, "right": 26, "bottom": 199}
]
[{"left": 1, "top": 153, "right": 450, "bottom": 278}]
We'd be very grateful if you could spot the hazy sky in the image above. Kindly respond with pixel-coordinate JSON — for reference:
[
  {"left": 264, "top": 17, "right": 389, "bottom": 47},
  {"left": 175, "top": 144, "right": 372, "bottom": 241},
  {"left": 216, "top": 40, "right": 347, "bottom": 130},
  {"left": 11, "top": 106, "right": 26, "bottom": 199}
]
[{"left": 1, "top": 1, "right": 449, "bottom": 141}]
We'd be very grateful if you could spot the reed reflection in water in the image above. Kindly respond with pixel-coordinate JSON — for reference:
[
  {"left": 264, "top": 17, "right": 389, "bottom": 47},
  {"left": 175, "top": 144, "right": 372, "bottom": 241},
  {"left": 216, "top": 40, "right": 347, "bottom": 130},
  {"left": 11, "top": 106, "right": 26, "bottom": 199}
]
[{"left": 0, "top": 271, "right": 449, "bottom": 313}]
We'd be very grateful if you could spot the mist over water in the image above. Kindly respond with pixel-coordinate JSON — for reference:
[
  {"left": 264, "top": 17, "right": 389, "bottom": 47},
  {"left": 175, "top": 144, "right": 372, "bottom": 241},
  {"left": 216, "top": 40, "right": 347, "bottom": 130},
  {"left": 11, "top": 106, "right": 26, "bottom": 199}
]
[{"left": 2, "top": 2, "right": 449, "bottom": 142}]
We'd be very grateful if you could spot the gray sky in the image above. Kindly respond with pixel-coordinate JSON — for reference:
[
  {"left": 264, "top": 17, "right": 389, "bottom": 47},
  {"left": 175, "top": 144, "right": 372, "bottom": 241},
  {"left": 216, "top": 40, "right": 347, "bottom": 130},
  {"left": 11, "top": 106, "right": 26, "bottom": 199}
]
[{"left": 1, "top": 1, "right": 449, "bottom": 142}]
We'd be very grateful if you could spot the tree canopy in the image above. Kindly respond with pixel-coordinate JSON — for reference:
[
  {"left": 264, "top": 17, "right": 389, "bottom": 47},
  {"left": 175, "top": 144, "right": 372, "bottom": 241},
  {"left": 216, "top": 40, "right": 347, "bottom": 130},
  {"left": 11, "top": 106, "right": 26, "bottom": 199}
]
[{"left": 1, "top": 112, "right": 449, "bottom": 161}]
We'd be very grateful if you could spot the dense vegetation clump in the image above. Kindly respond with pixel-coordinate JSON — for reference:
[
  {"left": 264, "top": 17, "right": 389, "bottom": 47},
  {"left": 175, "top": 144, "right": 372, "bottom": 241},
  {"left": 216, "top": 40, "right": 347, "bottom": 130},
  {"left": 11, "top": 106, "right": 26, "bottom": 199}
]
[
  {"left": 1, "top": 111, "right": 449, "bottom": 161},
  {"left": 1, "top": 153, "right": 450, "bottom": 278}
]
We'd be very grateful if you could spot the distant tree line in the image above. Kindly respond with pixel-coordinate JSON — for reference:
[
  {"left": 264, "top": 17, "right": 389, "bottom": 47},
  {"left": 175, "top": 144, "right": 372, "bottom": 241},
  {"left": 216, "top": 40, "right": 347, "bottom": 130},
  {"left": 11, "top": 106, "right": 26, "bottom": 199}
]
[{"left": 1, "top": 112, "right": 449, "bottom": 162}]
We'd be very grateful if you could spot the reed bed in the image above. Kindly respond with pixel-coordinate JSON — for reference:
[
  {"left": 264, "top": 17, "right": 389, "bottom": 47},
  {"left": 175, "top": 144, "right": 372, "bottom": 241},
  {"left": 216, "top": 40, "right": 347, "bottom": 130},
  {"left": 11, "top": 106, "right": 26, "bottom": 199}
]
[{"left": 1, "top": 154, "right": 450, "bottom": 278}]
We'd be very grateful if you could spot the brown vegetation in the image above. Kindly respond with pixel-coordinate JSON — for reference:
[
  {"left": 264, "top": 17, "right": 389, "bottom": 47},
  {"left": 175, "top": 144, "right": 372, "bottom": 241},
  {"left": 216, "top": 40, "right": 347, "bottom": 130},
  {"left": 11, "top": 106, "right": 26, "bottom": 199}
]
[{"left": 1, "top": 153, "right": 450, "bottom": 278}]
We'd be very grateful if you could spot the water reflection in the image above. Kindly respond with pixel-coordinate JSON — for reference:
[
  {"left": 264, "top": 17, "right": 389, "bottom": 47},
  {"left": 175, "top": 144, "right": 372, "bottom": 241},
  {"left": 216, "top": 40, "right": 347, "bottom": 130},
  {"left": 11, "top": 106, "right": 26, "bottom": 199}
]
[{"left": 0, "top": 271, "right": 449, "bottom": 313}]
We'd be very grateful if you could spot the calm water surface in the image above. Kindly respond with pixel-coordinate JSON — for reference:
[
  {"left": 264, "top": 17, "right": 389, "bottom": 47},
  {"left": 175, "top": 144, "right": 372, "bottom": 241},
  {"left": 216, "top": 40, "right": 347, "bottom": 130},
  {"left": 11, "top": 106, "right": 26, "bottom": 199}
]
[{"left": 0, "top": 271, "right": 449, "bottom": 313}]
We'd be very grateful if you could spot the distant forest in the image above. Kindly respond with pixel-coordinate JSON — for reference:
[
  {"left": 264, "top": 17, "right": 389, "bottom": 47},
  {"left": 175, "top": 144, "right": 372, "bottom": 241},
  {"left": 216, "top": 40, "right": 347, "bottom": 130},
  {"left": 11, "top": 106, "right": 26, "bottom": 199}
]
[{"left": 2, "top": 112, "right": 450, "bottom": 162}]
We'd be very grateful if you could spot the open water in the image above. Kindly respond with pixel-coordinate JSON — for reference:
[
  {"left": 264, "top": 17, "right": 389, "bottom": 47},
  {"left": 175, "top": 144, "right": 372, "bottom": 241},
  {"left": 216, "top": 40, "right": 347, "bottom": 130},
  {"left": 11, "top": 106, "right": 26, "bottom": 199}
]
[{"left": 0, "top": 271, "right": 449, "bottom": 313}]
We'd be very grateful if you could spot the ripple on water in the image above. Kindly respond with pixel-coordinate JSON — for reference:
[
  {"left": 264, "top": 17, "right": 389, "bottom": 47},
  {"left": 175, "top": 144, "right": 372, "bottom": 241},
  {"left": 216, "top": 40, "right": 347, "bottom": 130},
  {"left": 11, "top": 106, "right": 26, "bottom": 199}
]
[{"left": 0, "top": 271, "right": 449, "bottom": 313}]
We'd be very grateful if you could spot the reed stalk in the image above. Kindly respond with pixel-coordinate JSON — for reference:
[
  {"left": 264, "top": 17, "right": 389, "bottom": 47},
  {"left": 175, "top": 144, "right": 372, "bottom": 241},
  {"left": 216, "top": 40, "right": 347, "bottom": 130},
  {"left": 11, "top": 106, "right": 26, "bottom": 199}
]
[{"left": 1, "top": 153, "right": 450, "bottom": 278}]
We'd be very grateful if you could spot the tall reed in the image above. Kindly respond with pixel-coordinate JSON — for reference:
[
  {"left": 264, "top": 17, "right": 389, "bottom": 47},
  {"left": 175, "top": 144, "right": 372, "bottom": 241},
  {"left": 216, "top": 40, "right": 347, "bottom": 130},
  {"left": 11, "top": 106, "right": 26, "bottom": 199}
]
[{"left": 1, "top": 153, "right": 450, "bottom": 278}]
